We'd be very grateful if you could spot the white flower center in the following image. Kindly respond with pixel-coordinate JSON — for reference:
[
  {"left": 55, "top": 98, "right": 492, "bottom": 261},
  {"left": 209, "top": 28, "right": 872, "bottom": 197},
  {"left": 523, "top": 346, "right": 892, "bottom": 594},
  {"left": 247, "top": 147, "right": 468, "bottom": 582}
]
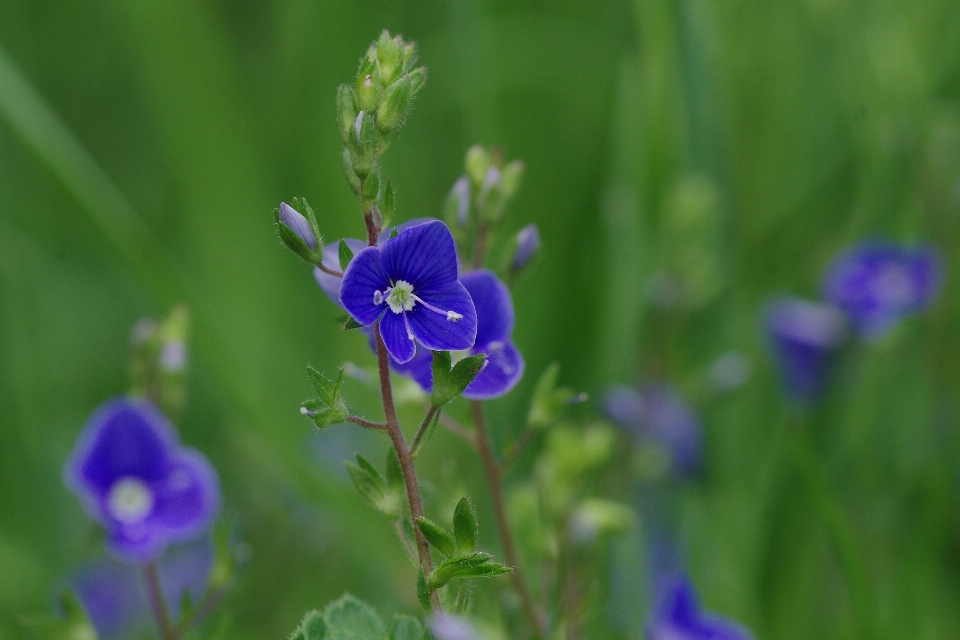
[
  {"left": 107, "top": 477, "right": 154, "bottom": 524},
  {"left": 385, "top": 280, "right": 416, "bottom": 313}
]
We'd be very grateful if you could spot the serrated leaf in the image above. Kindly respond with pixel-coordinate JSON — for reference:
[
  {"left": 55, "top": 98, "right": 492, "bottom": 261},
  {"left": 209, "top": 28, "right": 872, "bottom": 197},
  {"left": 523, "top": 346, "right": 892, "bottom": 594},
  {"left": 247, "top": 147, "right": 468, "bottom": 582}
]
[
  {"left": 338, "top": 240, "right": 355, "bottom": 271},
  {"left": 346, "top": 455, "right": 399, "bottom": 518},
  {"left": 452, "top": 497, "right": 478, "bottom": 556},
  {"left": 427, "top": 553, "right": 512, "bottom": 591},
  {"left": 526, "top": 363, "right": 578, "bottom": 430},
  {"left": 303, "top": 366, "right": 349, "bottom": 428},
  {"left": 293, "top": 610, "right": 327, "bottom": 640},
  {"left": 381, "top": 181, "right": 395, "bottom": 228},
  {"left": 416, "top": 569, "right": 431, "bottom": 612},
  {"left": 342, "top": 317, "right": 364, "bottom": 331},
  {"left": 431, "top": 351, "right": 487, "bottom": 407},
  {"left": 323, "top": 594, "right": 386, "bottom": 640},
  {"left": 388, "top": 615, "right": 424, "bottom": 640},
  {"left": 415, "top": 517, "right": 456, "bottom": 557}
]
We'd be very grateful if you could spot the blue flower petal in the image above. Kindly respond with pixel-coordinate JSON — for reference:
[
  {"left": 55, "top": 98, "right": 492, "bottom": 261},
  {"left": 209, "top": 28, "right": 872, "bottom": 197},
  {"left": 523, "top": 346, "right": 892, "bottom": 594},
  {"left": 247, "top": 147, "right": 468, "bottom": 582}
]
[
  {"left": 150, "top": 449, "right": 220, "bottom": 539},
  {"left": 765, "top": 296, "right": 845, "bottom": 402},
  {"left": 463, "top": 338, "right": 524, "bottom": 399},
  {"left": 314, "top": 238, "right": 366, "bottom": 306},
  {"left": 379, "top": 220, "right": 460, "bottom": 294},
  {"left": 405, "top": 281, "right": 478, "bottom": 352},
  {"left": 389, "top": 341, "right": 434, "bottom": 390},
  {"left": 379, "top": 312, "right": 417, "bottom": 363},
  {"left": 340, "top": 246, "right": 390, "bottom": 326},
  {"left": 647, "top": 573, "right": 754, "bottom": 640},
  {"left": 461, "top": 270, "right": 514, "bottom": 345}
]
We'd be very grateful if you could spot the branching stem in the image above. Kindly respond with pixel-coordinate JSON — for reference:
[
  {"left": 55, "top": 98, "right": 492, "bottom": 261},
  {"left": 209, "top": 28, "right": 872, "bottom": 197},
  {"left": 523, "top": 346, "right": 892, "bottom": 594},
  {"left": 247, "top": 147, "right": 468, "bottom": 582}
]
[
  {"left": 470, "top": 400, "right": 544, "bottom": 637},
  {"left": 346, "top": 415, "right": 388, "bottom": 431},
  {"left": 410, "top": 405, "right": 439, "bottom": 456},
  {"left": 315, "top": 263, "right": 343, "bottom": 278}
]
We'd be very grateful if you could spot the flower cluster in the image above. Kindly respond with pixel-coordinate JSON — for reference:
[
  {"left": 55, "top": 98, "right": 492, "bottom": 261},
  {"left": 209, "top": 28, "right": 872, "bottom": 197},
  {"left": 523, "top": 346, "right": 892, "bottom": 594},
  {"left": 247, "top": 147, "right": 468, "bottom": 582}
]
[{"left": 65, "top": 398, "right": 220, "bottom": 563}]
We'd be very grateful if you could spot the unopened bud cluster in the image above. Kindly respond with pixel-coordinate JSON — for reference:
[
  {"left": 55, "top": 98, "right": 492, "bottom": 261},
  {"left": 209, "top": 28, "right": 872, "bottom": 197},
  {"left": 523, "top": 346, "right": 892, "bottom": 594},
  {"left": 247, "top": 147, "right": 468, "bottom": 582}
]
[{"left": 337, "top": 31, "right": 427, "bottom": 224}]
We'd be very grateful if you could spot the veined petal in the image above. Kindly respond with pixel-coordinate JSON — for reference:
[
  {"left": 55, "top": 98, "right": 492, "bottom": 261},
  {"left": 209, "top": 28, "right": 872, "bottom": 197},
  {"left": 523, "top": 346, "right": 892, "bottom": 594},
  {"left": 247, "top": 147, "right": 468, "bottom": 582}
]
[
  {"left": 314, "top": 238, "right": 366, "bottom": 306},
  {"left": 461, "top": 269, "right": 514, "bottom": 344},
  {"left": 379, "top": 313, "right": 417, "bottom": 363},
  {"left": 340, "top": 246, "right": 390, "bottom": 326},
  {"left": 406, "top": 281, "right": 477, "bottom": 351},
  {"left": 380, "top": 220, "right": 459, "bottom": 293},
  {"left": 463, "top": 338, "right": 524, "bottom": 400}
]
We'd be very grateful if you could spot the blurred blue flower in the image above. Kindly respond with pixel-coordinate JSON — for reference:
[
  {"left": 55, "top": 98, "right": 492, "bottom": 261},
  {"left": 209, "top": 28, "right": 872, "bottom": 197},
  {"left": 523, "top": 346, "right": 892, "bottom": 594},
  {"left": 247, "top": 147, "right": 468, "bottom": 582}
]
[
  {"left": 646, "top": 573, "right": 753, "bottom": 640},
  {"left": 822, "top": 240, "right": 942, "bottom": 339},
  {"left": 340, "top": 220, "right": 478, "bottom": 363},
  {"left": 510, "top": 223, "right": 541, "bottom": 272},
  {"left": 68, "top": 538, "right": 213, "bottom": 640},
  {"left": 603, "top": 385, "right": 701, "bottom": 475},
  {"left": 765, "top": 296, "right": 846, "bottom": 402},
  {"left": 64, "top": 398, "right": 220, "bottom": 563}
]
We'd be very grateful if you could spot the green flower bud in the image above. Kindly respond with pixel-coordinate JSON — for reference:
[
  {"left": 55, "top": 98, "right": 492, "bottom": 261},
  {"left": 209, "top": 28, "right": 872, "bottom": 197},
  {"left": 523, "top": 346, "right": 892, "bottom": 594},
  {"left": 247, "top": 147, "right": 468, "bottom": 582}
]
[
  {"left": 501, "top": 159, "right": 525, "bottom": 200},
  {"left": 355, "top": 57, "right": 380, "bottom": 112},
  {"left": 336, "top": 84, "right": 359, "bottom": 145},
  {"left": 376, "top": 30, "right": 403, "bottom": 85},
  {"left": 376, "top": 76, "right": 412, "bottom": 134},
  {"left": 342, "top": 147, "right": 362, "bottom": 197},
  {"left": 408, "top": 66, "right": 427, "bottom": 95},
  {"left": 349, "top": 111, "right": 379, "bottom": 179},
  {"left": 361, "top": 168, "right": 380, "bottom": 213},
  {"left": 275, "top": 200, "right": 323, "bottom": 264},
  {"left": 465, "top": 144, "right": 490, "bottom": 187},
  {"left": 401, "top": 42, "right": 418, "bottom": 72}
]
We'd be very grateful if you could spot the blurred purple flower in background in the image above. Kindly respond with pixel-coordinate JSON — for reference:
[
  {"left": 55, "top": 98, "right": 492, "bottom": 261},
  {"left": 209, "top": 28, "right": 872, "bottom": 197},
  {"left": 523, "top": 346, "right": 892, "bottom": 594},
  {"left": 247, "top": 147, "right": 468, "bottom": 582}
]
[
  {"left": 64, "top": 398, "right": 220, "bottom": 563},
  {"left": 339, "top": 220, "right": 478, "bottom": 363},
  {"left": 603, "top": 385, "right": 701, "bottom": 475},
  {"left": 765, "top": 296, "right": 846, "bottom": 402},
  {"left": 68, "top": 538, "right": 213, "bottom": 640},
  {"left": 646, "top": 573, "right": 753, "bottom": 640},
  {"left": 822, "top": 240, "right": 942, "bottom": 340},
  {"left": 510, "top": 223, "right": 540, "bottom": 272}
]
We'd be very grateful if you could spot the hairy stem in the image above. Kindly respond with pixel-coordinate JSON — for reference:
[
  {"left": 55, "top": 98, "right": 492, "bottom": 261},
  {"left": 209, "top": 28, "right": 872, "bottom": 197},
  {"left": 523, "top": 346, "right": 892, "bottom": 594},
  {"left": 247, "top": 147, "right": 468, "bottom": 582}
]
[
  {"left": 142, "top": 563, "right": 175, "bottom": 640},
  {"left": 315, "top": 263, "right": 343, "bottom": 278},
  {"left": 471, "top": 400, "right": 543, "bottom": 637},
  {"left": 346, "top": 415, "right": 388, "bottom": 431},
  {"left": 374, "top": 324, "right": 441, "bottom": 611}
]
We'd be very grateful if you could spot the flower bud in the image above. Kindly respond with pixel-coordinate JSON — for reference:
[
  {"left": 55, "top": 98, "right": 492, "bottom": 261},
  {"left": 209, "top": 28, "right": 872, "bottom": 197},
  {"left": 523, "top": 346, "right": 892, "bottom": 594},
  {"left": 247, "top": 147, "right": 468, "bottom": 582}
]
[
  {"left": 501, "top": 159, "right": 525, "bottom": 200},
  {"left": 355, "top": 57, "right": 380, "bottom": 112},
  {"left": 361, "top": 169, "right": 380, "bottom": 213},
  {"left": 348, "top": 111, "right": 379, "bottom": 179},
  {"left": 276, "top": 200, "right": 323, "bottom": 265},
  {"left": 510, "top": 223, "right": 540, "bottom": 272},
  {"left": 376, "top": 30, "right": 403, "bottom": 85},
  {"left": 278, "top": 202, "right": 318, "bottom": 250},
  {"left": 465, "top": 145, "right": 490, "bottom": 186},
  {"left": 444, "top": 176, "right": 471, "bottom": 228},
  {"left": 408, "top": 66, "right": 427, "bottom": 95},
  {"left": 478, "top": 166, "right": 504, "bottom": 221},
  {"left": 341, "top": 147, "right": 362, "bottom": 197},
  {"left": 336, "top": 84, "right": 359, "bottom": 145},
  {"left": 376, "top": 76, "right": 412, "bottom": 134}
]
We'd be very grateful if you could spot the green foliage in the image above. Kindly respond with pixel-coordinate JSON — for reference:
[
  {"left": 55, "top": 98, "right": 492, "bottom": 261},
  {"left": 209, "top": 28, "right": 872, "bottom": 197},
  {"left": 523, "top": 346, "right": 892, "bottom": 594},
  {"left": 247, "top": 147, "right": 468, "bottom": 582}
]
[
  {"left": 526, "top": 364, "right": 580, "bottom": 430},
  {"left": 415, "top": 517, "right": 455, "bottom": 557},
  {"left": 430, "top": 351, "right": 487, "bottom": 407},
  {"left": 388, "top": 615, "right": 425, "bottom": 640},
  {"left": 323, "top": 595, "right": 386, "bottom": 640},
  {"left": 302, "top": 366, "right": 349, "bottom": 428},
  {"left": 338, "top": 240, "right": 354, "bottom": 272},
  {"left": 426, "top": 553, "right": 511, "bottom": 591},
  {"left": 452, "top": 497, "right": 478, "bottom": 556},
  {"left": 289, "top": 610, "right": 327, "bottom": 640},
  {"left": 20, "top": 590, "right": 97, "bottom": 640},
  {"left": 347, "top": 454, "right": 401, "bottom": 519}
]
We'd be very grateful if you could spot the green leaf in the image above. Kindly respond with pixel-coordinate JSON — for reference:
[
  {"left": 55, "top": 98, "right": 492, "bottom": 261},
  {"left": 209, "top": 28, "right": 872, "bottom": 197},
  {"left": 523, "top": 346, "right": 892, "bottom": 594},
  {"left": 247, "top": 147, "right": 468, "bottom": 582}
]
[
  {"left": 291, "top": 610, "right": 327, "bottom": 640},
  {"left": 416, "top": 569, "right": 431, "bottom": 612},
  {"left": 20, "top": 590, "right": 98, "bottom": 640},
  {"left": 388, "top": 615, "right": 425, "bottom": 640},
  {"left": 452, "top": 497, "right": 478, "bottom": 556},
  {"left": 431, "top": 351, "right": 487, "bottom": 407},
  {"left": 346, "top": 454, "right": 399, "bottom": 518},
  {"left": 208, "top": 519, "right": 234, "bottom": 590},
  {"left": 381, "top": 180, "right": 395, "bottom": 228},
  {"left": 302, "top": 366, "right": 349, "bottom": 428},
  {"left": 342, "top": 317, "right": 364, "bottom": 331},
  {"left": 385, "top": 448, "right": 404, "bottom": 494},
  {"left": 526, "top": 363, "right": 581, "bottom": 430},
  {"left": 426, "top": 553, "right": 512, "bottom": 591},
  {"left": 338, "top": 240, "right": 355, "bottom": 271},
  {"left": 323, "top": 594, "right": 386, "bottom": 640},
  {"left": 415, "top": 516, "right": 456, "bottom": 557}
]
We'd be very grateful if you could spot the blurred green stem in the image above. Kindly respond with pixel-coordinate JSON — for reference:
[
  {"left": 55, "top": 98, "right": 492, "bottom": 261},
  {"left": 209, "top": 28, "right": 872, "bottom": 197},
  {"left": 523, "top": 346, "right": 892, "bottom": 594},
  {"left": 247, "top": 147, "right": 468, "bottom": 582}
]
[
  {"left": 789, "top": 422, "right": 876, "bottom": 639},
  {"left": 471, "top": 400, "right": 544, "bottom": 637},
  {"left": 142, "top": 563, "right": 175, "bottom": 640}
]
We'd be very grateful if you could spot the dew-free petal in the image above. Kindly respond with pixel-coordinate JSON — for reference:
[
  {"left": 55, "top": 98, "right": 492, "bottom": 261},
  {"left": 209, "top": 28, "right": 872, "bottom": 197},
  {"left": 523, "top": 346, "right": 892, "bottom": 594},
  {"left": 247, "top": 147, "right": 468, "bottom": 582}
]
[
  {"left": 340, "top": 246, "right": 390, "bottom": 325},
  {"left": 463, "top": 339, "right": 524, "bottom": 400},
  {"left": 461, "top": 270, "right": 513, "bottom": 344},
  {"left": 379, "top": 220, "right": 459, "bottom": 294},
  {"left": 379, "top": 312, "right": 417, "bottom": 363},
  {"left": 314, "top": 238, "right": 366, "bottom": 305},
  {"left": 405, "top": 281, "right": 477, "bottom": 352},
  {"left": 150, "top": 450, "right": 220, "bottom": 538},
  {"left": 765, "top": 296, "right": 845, "bottom": 402}
]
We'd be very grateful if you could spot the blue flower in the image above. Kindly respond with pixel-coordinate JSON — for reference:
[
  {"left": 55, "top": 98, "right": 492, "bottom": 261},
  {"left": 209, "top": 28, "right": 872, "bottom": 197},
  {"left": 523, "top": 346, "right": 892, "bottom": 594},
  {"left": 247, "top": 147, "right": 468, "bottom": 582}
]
[
  {"left": 646, "top": 573, "right": 753, "bottom": 640},
  {"left": 64, "top": 398, "right": 220, "bottom": 563},
  {"left": 603, "top": 385, "right": 701, "bottom": 475},
  {"left": 510, "top": 223, "right": 540, "bottom": 272},
  {"left": 366, "top": 269, "right": 524, "bottom": 399},
  {"left": 278, "top": 201, "right": 319, "bottom": 250},
  {"left": 822, "top": 240, "right": 942, "bottom": 340},
  {"left": 764, "top": 296, "right": 846, "bottom": 402},
  {"left": 339, "top": 220, "right": 478, "bottom": 363}
]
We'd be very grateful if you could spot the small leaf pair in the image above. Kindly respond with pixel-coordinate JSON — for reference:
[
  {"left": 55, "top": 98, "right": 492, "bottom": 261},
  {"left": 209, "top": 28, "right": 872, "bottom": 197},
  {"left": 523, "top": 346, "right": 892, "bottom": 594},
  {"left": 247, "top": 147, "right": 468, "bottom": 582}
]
[
  {"left": 346, "top": 450, "right": 404, "bottom": 519},
  {"left": 301, "top": 366, "right": 350, "bottom": 429},
  {"left": 526, "top": 363, "right": 585, "bottom": 430},
  {"left": 431, "top": 351, "right": 487, "bottom": 408}
]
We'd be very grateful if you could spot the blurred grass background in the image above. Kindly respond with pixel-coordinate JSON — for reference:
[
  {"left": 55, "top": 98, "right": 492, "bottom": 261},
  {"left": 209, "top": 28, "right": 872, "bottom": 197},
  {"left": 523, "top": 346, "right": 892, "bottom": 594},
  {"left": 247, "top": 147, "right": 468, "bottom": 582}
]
[{"left": 1, "top": 0, "right": 959, "bottom": 638}]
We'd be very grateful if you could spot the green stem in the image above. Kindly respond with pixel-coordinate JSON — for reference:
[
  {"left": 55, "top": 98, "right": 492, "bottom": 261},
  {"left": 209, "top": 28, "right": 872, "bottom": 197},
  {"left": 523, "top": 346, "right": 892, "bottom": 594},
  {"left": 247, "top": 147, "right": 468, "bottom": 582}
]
[
  {"left": 410, "top": 405, "right": 439, "bottom": 456},
  {"left": 142, "top": 563, "right": 176, "bottom": 640}
]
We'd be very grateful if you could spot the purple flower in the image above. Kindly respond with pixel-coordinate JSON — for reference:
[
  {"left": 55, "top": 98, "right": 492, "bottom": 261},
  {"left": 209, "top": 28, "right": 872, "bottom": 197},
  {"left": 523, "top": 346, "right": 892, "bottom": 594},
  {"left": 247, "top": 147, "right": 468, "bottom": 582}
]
[
  {"left": 68, "top": 539, "right": 213, "bottom": 640},
  {"left": 603, "top": 385, "right": 701, "bottom": 475},
  {"left": 367, "top": 270, "right": 524, "bottom": 399},
  {"left": 510, "top": 223, "right": 540, "bottom": 272},
  {"left": 822, "top": 240, "right": 942, "bottom": 339},
  {"left": 646, "top": 573, "right": 753, "bottom": 640},
  {"left": 765, "top": 296, "right": 846, "bottom": 402},
  {"left": 339, "top": 220, "right": 478, "bottom": 363},
  {"left": 64, "top": 398, "right": 220, "bottom": 563},
  {"left": 278, "top": 202, "right": 318, "bottom": 250}
]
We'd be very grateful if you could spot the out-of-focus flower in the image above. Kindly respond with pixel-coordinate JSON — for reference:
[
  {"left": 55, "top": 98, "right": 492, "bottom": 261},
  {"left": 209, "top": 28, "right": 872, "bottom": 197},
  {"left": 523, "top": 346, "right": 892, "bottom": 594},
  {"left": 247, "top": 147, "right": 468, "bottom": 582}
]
[
  {"left": 429, "top": 614, "right": 486, "bottom": 640},
  {"left": 603, "top": 385, "right": 701, "bottom": 475},
  {"left": 646, "top": 573, "right": 753, "bottom": 640},
  {"left": 822, "top": 240, "right": 942, "bottom": 339},
  {"left": 340, "top": 220, "right": 478, "bottom": 363},
  {"left": 510, "top": 223, "right": 541, "bottom": 273},
  {"left": 64, "top": 398, "right": 220, "bottom": 563},
  {"left": 707, "top": 351, "right": 752, "bottom": 392},
  {"left": 68, "top": 539, "right": 214, "bottom": 640},
  {"left": 765, "top": 296, "right": 846, "bottom": 402}
]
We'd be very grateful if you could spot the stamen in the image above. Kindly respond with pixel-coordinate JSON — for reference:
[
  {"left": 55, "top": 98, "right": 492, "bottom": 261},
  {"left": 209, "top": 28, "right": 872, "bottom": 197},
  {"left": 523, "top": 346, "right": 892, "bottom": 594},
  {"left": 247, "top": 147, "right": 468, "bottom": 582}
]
[
  {"left": 411, "top": 294, "right": 465, "bottom": 322},
  {"left": 446, "top": 311, "right": 463, "bottom": 321},
  {"left": 300, "top": 407, "right": 317, "bottom": 417},
  {"left": 402, "top": 311, "right": 414, "bottom": 340},
  {"left": 373, "top": 290, "right": 383, "bottom": 305}
]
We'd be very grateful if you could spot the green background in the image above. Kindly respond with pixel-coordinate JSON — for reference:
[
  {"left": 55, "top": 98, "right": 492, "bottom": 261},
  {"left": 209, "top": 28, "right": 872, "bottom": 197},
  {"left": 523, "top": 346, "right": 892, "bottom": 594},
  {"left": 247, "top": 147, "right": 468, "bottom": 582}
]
[{"left": 1, "top": 0, "right": 959, "bottom": 638}]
